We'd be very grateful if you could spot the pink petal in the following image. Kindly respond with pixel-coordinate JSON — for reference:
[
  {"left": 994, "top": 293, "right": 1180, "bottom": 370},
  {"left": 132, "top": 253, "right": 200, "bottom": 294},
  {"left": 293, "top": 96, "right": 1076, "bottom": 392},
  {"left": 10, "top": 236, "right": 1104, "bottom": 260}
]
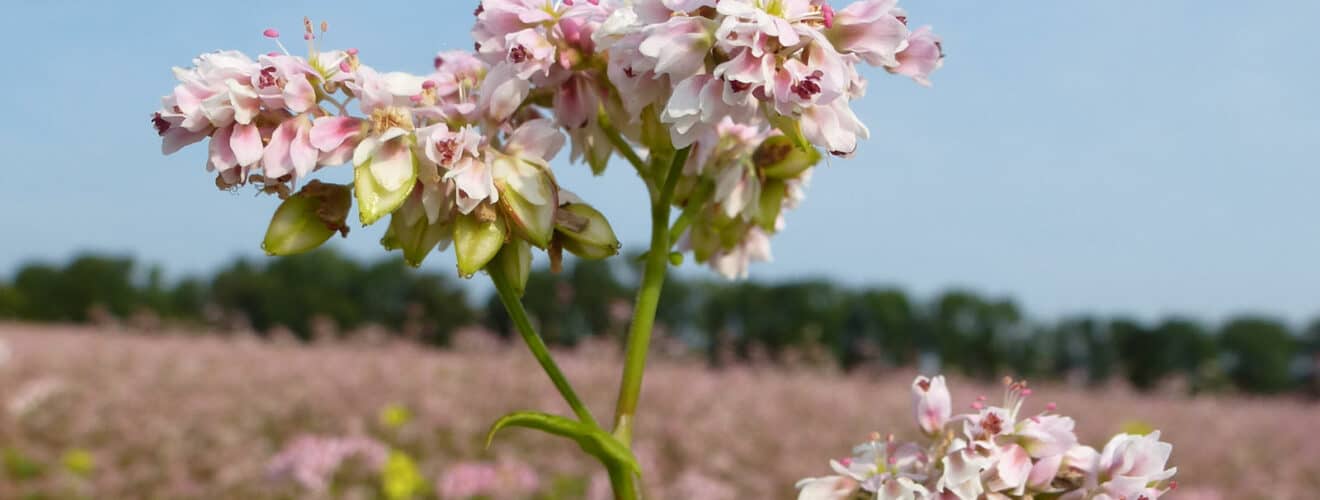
[
  {"left": 318, "top": 141, "right": 355, "bottom": 166},
  {"left": 261, "top": 121, "right": 296, "bottom": 179},
  {"left": 207, "top": 125, "right": 238, "bottom": 172},
  {"left": 508, "top": 119, "right": 566, "bottom": 161},
  {"left": 283, "top": 74, "right": 318, "bottom": 114},
  {"left": 291, "top": 122, "right": 319, "bottom": 179},
  {"left": 310, "top": 117, "right": 363, "bottom": 152},
  {"left": 230, "top": 123, "right": 264, "bottom": 167},
  {"left": 163, "top": 127, "right": 208, "bottom": 155}
]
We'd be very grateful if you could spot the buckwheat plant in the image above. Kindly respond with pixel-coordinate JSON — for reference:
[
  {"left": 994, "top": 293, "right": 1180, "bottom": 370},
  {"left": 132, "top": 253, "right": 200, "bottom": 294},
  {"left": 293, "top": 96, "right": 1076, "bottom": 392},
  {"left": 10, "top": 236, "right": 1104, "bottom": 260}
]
[
  {"left": 150, "top": 1, "right": 1029, "bottom": 497},
  {"left": 797, "top": 376, "right": 1178, "bottom": 500}
]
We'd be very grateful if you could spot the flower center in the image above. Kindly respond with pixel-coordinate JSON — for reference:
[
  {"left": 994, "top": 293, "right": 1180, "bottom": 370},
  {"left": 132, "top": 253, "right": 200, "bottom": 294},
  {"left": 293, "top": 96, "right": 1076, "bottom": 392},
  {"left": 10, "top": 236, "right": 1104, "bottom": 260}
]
[
  {"left": 790, "top": 76, "right": 822, "bottom": 100},
  {"left": 258, "top": 66, "right": 281, "bottom": 89},
  {"left": 980, "top": 412, "right": 1004, "bottom": 436},
  {"left": 151, "top": 113, "right": 170, "bottom": 136},
  {"left": 435, "top": 138, "right": 459, "bottom": 165},
  {"left": 370, "top": 107, "right": 411, "bottom": 132},
  {"left": 509, "top": 45, "right": 530, "bottom": 64}
]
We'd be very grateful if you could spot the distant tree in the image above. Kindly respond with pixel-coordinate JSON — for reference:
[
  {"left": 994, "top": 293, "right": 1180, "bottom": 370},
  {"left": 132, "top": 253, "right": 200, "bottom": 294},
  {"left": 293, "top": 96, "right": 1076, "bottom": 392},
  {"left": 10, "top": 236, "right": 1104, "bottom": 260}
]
[
  {"left": 1052, "top": 316, "right": 1116, "bottom": 385},
  {"left": 1218, "top": 316, "right": 1298, "bottom": 394},
  {"left": 1111, "top": 318, "right": 1170, "bottom": 391},
  {"left": 0, "top": 284, "right": 19, "bottom": 318},
  {"left": 858, "top": 288, "right": 918, "bottom": 366},
  {"left": 9, "top": 255, "right": 140, "bottom": 322}
]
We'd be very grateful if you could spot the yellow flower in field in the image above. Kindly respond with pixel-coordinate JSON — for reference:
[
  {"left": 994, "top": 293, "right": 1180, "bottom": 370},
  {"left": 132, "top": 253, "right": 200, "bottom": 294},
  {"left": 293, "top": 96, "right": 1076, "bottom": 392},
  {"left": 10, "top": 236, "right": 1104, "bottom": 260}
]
[
  {"left": 379, "top": 404, "right": 413, "bottom": 430},
  {"left": 381, "top": 450, "right": 425, "bottom": 500},
  {"left": 62, "top": 449, "right": 94, "bottom": 477}
]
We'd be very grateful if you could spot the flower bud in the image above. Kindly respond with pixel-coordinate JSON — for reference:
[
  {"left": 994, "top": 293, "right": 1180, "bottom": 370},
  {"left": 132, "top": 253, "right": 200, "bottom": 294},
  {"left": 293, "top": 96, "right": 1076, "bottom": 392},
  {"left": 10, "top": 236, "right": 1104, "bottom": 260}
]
[
  {"left": 492, "top": 155, "right": 557, "bottom": 248},
  {"left": 453, "top": 206, "right": 507, "bottom": 278},
  {"left": 912, "top": 375, "right": 952, "bottom": 435},
  {"left": 381, "top": 187, "right": 453, "bottom": 267},
  {"left": 766, "top": 112, "right": 813, "bottom": 152},
  {"left": 553, "top": 202, "right": 620, "bottom": 260},
  {"left": 490, "top": 239, "right": 532, "bottom": 297},
  {"left": 353, "top": 134, "right": 418, "bottom": 226},
  {"left": 756, "top": 178, "right": 787, "bottom": 232},
  {"left": 262, "top": 181, "right": 351, "bottom": 256},
  {"left": 754, "top": 135, "right": 821, "bottom": 180}
]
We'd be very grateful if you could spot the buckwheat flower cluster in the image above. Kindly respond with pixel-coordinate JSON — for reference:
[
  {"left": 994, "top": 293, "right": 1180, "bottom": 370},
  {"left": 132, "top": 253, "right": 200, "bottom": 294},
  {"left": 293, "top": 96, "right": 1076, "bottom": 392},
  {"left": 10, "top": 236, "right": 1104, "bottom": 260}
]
[
  {"left": 797, "top": 376, "right": 1178, "bottom": 500},
  {"left": 152, "top": 0, "right": 943, "bottom": 281},
  {"left": 153, "top": 16, "right": 625, "bottom": 284},
  {"left": 590, "top": 0, "right": 943, "bottom": 278}
]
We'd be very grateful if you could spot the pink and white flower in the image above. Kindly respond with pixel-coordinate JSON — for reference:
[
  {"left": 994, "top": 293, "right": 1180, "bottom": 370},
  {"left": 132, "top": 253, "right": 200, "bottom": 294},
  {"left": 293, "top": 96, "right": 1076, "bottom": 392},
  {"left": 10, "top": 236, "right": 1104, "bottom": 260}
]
[{"left": 912, "top": 375, "right": 952, "bottom": 435}]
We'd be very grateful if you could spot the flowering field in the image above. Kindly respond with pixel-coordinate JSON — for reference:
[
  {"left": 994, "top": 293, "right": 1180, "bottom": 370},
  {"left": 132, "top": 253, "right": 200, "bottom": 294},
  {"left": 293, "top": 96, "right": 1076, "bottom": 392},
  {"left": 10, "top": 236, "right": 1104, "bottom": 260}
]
[{"left": 0, "top": 323, "right": 1316, "bottom": 499}]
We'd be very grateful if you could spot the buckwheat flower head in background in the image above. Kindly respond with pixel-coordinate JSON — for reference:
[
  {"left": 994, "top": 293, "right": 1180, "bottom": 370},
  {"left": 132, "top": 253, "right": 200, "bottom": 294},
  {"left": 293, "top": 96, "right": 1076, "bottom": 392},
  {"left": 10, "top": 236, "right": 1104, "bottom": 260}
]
[
  {"left": 151, "top": 1, "right": 944, "bottom": 281},
  {"left": 266, "top": 434, "right": 390, "bottom": 492},
  {"left": 796, "top": 376, "right": 1178, "bottom": 500},
  {"left": 436, "top": 459, "right": 541, "bottom": 499}
]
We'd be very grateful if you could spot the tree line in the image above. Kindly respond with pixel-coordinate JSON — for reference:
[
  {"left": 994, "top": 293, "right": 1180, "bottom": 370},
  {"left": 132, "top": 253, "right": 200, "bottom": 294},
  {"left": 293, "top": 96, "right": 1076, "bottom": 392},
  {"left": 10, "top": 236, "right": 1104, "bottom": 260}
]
[{"left": 1, "top": 249, "right": 1317, "bottom": 397}]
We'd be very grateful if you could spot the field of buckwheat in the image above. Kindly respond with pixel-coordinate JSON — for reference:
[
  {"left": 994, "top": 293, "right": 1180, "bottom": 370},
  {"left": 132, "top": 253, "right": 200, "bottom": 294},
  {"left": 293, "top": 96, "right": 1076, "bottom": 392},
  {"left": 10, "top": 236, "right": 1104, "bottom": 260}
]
[{"left": 1, "top": 322, "right": 1317, "bottom": 499}]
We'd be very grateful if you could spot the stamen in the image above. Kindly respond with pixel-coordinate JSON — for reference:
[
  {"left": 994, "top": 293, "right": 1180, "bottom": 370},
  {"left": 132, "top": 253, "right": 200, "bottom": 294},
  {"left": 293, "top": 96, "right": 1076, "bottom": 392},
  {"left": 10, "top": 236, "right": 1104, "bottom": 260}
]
[{"left": 264, "top": 28, "right": 292, "bottom": 55}]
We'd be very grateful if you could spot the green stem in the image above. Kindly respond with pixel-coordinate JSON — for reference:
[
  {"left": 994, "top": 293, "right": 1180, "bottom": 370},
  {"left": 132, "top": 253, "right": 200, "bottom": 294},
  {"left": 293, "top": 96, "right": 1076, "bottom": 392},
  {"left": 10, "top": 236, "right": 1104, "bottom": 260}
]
[
  {"left": 611, "top": 147, "right": 690, "bottom": 445},
  {"left": 668, "top": 181, "right": 713, "bottom": 243},
  {"left": 597, "top": 108, "right": 650, "bottom": 181},
  {"left": 490, "top": 271, "right": 599, "bottom": 427},
  {"left": 607, "top": 464, "right": 639, "bottom": 500}
]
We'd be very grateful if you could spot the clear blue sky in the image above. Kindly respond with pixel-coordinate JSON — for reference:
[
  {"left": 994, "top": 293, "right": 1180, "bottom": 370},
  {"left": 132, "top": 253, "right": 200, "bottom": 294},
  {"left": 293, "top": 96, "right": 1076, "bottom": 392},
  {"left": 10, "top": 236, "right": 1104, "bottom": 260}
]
[{"left": 2, "top": 1, "right": 1318, "bottom": 323}]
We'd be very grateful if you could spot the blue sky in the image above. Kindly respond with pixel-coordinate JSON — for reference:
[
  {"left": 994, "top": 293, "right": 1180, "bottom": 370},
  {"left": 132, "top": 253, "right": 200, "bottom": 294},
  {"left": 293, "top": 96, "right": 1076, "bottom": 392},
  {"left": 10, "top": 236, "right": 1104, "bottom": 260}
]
[{"left": 2, "top": 1, "right": 1318, "bottom": 322}]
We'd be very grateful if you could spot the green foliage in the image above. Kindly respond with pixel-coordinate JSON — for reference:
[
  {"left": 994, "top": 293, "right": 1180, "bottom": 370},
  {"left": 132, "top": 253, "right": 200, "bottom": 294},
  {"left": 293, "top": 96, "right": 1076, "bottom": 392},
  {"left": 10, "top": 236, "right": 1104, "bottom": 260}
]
[
  {"left": 0, "top": 249, "right": 1311, "bottom": 396},
  {"left": 3, "top": 448, "right": 45, "bottom": 481},
  {"left": 1218, "top": 317, "right": 1298, "bottom": 394},
  {"left": 486, "top": 411, "right": 640, "bottom": 477}
]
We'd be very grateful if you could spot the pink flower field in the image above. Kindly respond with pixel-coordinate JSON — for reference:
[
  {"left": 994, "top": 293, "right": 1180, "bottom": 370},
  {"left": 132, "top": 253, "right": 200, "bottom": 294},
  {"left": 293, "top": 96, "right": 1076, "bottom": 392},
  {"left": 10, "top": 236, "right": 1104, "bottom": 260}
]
[{"left": 1, "top": 323, "right": 1316, "bottom": 499}]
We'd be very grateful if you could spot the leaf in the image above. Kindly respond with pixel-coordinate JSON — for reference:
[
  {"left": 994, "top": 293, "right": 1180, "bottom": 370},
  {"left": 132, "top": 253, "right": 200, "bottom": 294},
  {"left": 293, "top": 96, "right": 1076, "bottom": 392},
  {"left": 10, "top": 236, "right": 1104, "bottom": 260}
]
[{"left": 486, "top": 411, "right": 641, "bottom": 475}]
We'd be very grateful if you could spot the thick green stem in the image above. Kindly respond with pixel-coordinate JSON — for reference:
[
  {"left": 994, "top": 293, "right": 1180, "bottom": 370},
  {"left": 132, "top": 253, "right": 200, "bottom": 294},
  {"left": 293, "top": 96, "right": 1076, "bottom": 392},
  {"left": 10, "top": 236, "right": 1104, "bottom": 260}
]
[
  {"left": 612, "top": 147, "right": 690, "bottom": 445},
  {"left": 490, "top": 271, "right": 599, "bottom": 427}
]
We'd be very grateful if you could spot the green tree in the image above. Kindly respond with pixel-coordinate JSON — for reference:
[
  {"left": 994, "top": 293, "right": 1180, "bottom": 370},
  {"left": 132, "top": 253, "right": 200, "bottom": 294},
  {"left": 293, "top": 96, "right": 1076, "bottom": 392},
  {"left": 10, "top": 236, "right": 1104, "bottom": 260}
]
[{"left": 1219, "top": 316, "right": 1298, "bottom": 394}]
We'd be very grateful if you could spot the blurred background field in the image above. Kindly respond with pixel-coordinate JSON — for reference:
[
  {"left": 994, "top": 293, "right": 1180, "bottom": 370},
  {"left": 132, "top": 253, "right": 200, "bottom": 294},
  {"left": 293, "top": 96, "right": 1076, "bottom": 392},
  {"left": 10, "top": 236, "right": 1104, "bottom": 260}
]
[
  {"left": 2, "top": 323, "right": 1318, "bottom": 499},
  {"left": 3, "top": 250, "right": 1320, "bottom": 498}
]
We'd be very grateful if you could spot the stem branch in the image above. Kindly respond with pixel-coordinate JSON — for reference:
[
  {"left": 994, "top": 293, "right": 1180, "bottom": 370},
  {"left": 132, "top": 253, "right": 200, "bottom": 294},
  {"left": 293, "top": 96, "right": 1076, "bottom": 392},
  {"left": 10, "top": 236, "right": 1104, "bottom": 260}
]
[{"left": 490, "top": 271, "right": 598, "bottom": 427}]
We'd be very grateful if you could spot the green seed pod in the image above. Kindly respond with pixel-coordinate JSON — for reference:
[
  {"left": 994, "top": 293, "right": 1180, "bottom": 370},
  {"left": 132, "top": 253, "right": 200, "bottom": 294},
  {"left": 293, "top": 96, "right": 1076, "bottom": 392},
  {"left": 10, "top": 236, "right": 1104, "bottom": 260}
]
[
  {"left": 553, "top": 202, "right": 621, "bottom": 260},
  {"left": 262, "top": 181, "right": 351, "bottom": 256},
  {"left": 453, "top": 207, "right": 507, "bottom": 277}
]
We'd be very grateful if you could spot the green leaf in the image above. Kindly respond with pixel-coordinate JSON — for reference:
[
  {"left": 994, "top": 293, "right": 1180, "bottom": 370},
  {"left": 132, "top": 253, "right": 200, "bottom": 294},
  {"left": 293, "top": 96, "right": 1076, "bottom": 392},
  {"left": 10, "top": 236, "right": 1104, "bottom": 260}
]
[
  {"left": 486, "top": 411, "right": 640, "bottom": 476},
  {"left": 355, "top": 159, "right": 416, "bottom": 227}
]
